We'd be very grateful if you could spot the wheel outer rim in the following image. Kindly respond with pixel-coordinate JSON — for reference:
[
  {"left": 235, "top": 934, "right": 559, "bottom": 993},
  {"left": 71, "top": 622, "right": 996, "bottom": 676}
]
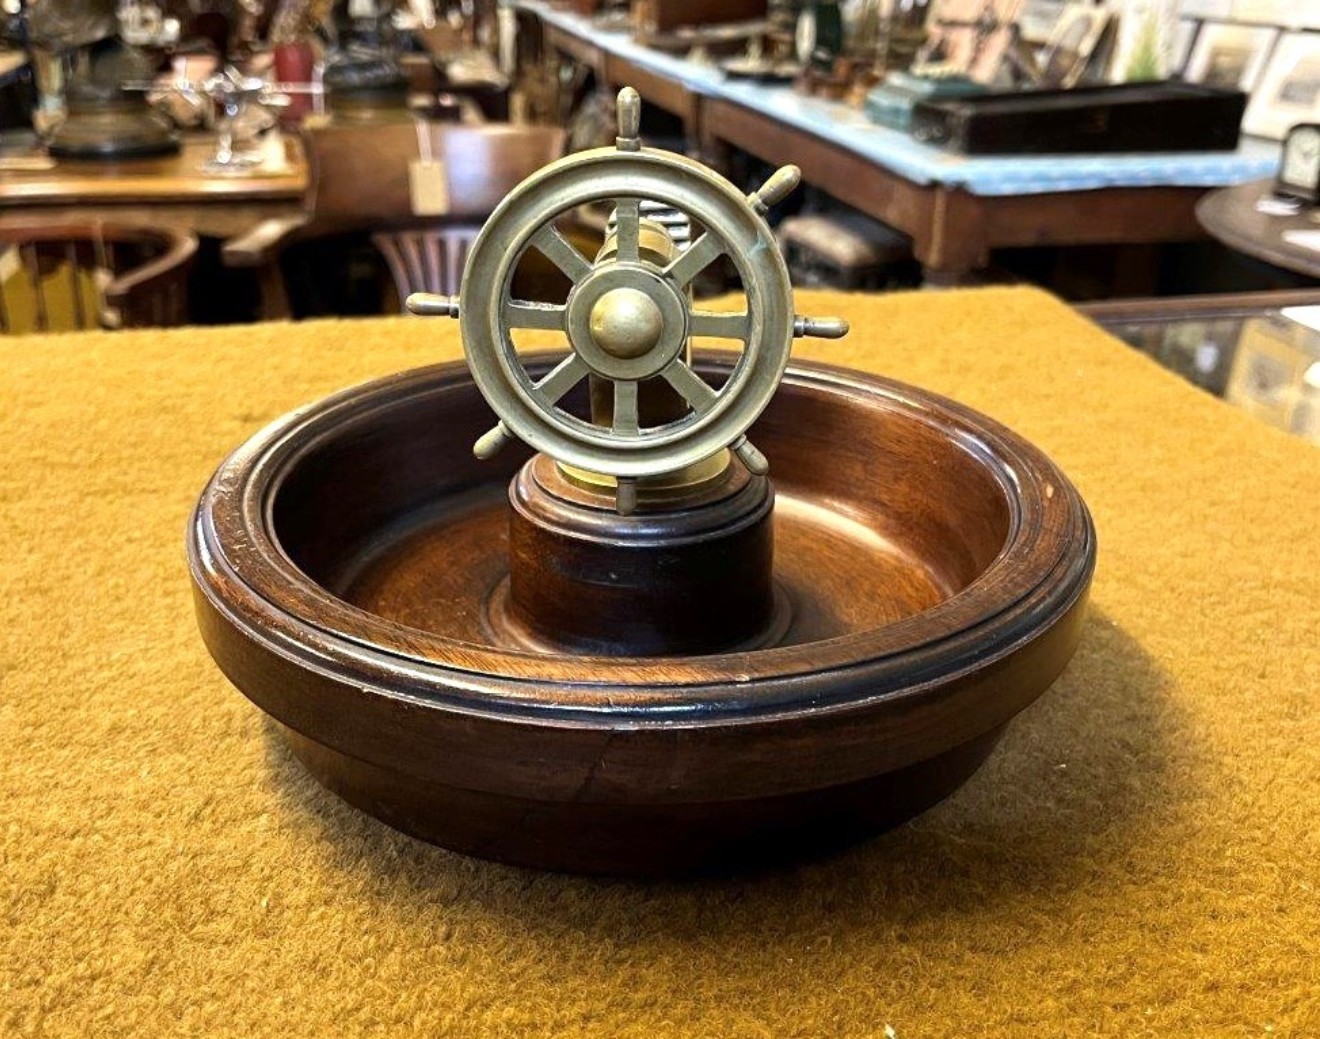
[{"left": 458, "top": 147, "right": 794, "bottom": 479}]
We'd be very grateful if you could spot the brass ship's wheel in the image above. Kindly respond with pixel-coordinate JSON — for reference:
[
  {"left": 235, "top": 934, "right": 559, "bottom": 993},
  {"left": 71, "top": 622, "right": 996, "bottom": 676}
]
[{"left": 408, "top": 88, "right": 847, "bottom": 509}]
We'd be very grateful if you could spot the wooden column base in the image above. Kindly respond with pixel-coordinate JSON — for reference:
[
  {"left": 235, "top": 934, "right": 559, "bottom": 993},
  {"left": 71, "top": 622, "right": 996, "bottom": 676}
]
[{"left": 496, "top": 455, "right": 783, "bottom": 657}]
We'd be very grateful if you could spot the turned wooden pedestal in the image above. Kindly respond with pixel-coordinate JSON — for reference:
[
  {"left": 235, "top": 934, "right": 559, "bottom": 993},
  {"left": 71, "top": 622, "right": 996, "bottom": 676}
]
[{"left": 499, "top": 455, "right": 779, "bottom": 656}]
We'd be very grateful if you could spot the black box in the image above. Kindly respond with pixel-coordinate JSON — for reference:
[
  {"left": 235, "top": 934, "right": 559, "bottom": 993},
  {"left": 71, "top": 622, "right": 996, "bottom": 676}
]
[{"left": 910, "top": 82, "right": 1247, "bottom": 155}]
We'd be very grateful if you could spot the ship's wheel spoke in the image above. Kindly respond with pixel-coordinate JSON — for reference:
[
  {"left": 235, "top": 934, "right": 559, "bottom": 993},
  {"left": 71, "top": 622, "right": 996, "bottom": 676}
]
[
  {"left": 529, "top": 224, "right": 592, "bottom": 283},
  {"left": 664, "top": 231, "right": 723, "bottom": 288},
  {"left": 612, "top": 379, "right": 640, "bottom": 435},
  {"left": 531, "top": 353, "right": 588, "bottom": 407},
  {"left": 661, "top": 360, "right": 718, "bottom": 414},
  {"left": 688, "top": 310, "right": 750, "bottom": 340},
  {"left": 504, "top": 301, "right": 566, "bottom": 331},
  {"left": 613, "top": 199, "right": 641, "bottom": 264}
]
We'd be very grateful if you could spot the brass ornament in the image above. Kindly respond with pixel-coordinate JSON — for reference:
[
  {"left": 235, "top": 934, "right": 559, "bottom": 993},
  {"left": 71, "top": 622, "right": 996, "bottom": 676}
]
[{"left": 408, "top": 88, "right": 849, "bottom": 512}]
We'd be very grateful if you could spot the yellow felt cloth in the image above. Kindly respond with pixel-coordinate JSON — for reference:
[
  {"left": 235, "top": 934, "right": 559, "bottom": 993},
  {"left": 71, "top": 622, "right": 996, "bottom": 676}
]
[{"left": 2, "top": 288, "right": 1318, "bottom": 1037}]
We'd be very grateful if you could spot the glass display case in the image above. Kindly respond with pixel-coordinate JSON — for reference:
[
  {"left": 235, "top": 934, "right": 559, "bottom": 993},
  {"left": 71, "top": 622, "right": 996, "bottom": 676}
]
[{"left": 1080, "top": 290, "right": 1320, "bottom": 445}]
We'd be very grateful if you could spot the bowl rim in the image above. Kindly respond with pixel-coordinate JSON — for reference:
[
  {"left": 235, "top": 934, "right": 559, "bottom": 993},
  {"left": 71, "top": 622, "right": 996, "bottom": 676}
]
[{"left": 188, "top": 353, "right": 1095, "bottom": 723}]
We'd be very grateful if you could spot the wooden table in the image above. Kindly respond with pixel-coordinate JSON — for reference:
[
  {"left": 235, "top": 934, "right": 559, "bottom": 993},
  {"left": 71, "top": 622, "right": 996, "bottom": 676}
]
[
  {"left": 700, "top": 96, "right": 1211, "bottom": 282},
  {"left": 0, "top": 135, "right": 307, "bottom": 240},
  {"left": 1196, "top": 177, "right": 1320, "bottom": 280},
  {"left": 529, "top": 2, "right": 1276, "bottom": 284}
]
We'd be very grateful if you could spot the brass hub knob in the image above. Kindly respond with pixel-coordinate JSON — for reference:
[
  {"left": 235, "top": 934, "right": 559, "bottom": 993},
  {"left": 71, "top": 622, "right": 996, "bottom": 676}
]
[{"left": 589, "top": 287, "right": 664, "bottom": 359}]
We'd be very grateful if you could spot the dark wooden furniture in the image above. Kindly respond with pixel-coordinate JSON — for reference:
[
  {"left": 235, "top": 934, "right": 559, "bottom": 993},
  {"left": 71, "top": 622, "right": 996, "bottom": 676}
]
[
  {"left": 910, "top": 83, "right": 1247, "bottom": 155},
  {"left": 371, "top": 127, "right": 568, "bottom": 301},
  {"left": 222, "top": 122, "right": 567, "bottom": 313},
  {"left": 188, "top": 354, "right": 1095, "bottom": 875},
  {"left": 1196, "top": 178, "right": 1320, "bottom": 281},
  {"left": 0, "top": 219, "right": 197, "bottom": 332}
]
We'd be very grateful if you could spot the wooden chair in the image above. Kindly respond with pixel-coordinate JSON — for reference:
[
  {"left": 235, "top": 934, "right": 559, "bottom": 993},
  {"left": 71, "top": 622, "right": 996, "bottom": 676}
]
[
  {"left": 0, "top": 220, "right": 197, "bottom": 334},
  {"left": 222, "top": 121, "right": 568, "bottom": 317}
]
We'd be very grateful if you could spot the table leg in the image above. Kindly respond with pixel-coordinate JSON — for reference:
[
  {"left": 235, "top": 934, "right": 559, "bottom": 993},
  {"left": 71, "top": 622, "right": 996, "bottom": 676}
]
[
  {"left": 257, "top": 263, "right": 292, "bottom": 321},
  {"left": 915, "top": 188, "right": 990, "bottom": 287}
]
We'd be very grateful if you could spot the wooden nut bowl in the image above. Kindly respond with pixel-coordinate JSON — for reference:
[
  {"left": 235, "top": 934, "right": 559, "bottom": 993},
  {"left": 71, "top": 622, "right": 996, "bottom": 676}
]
[{"left": 189, "top": 353, "right": 1095, "bottom": 876}]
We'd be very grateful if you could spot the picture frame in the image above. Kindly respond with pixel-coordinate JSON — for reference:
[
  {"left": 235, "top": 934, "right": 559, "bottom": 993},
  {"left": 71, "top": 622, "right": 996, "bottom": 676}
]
[
  {"left": 1224, "top": 316, "right": 1320, "bottom": 443},
  {"left": 1040, "top": 2, "right": 1112, "bottom": 87},
  {"left": 1171, "top": 18, "right": 1201, "bottom": 76},
  {"left": 1017, "top": 0, "right": 1068, "bottom": 45},
  {"left": 1243, "top": 31, "right": 1320, "bottom": 140},
  {"left": 1183, "top": 21, "right": 1279, "bottom": 92},
  {"left": 1231, "top": 0, "right": 1320, "bottom": 30},
  {"left": 920, "top": 0, "right": 1025, "bottom": 83}
]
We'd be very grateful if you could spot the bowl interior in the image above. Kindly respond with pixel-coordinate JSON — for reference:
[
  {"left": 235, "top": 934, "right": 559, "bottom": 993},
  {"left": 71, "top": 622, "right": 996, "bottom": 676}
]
[{"left": 269, "top": 358, "right": 1014, "bottom": 656}]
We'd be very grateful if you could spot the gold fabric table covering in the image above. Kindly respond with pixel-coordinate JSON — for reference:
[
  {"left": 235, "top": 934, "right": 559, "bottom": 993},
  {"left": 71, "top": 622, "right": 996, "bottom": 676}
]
[{"left": 3, "top": 288, "right": 1317, "bottom": 1036}]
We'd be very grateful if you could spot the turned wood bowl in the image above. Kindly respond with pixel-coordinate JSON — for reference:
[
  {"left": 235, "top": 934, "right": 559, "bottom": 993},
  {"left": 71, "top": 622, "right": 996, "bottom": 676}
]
[{"left": 189, "top": 354, "right": 1095, "bottom": 875}]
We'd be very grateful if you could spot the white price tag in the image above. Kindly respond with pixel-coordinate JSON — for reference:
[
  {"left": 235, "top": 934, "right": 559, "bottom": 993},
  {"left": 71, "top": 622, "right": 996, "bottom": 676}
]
[{"left": 408, "top": 158, "right": 450, "bottom": 217}]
